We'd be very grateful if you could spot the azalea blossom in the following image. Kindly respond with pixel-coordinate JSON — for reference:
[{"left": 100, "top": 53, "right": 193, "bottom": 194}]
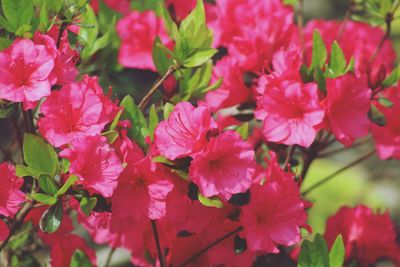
[
  {"left": 0, "top": 163, "right": 25, "bottom": 217},
  {"left": 0, "top": 220, "right": 9, "bottom": 241},
  {"left": 116, "top": 11, "right": 169, "bottom": 70},
  {"left": 324, "top": 205, "right": 400, "bottom": 266},
  {"left": 240, "top": 153, "right": 309, "bottom": 253},
  {"left": 60, "top": 135, "right": 123, "bottom": 198},
  {"left": 0, "top": 39, "right": 54, "bottom": 110},
  {"left": 189, "top": 130, "right": 255, "bottom": 200},
  {"left": 155, "top": 101, "right": 218, "bottom": 160},
  {"left": 38, "top": 75, "right": 119, "bottom": 147},
  {"left": 324, "top": 74, "right": 371, "bottom": 146}
]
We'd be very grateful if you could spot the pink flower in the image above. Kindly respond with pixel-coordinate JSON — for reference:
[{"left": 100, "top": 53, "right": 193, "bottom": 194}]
[
  {"left": 38, "top": 75, "right": 119, "bottom": 147},
  {"left": 0, "top": 220, "right": 9, "bottom": 241},
  {"left": 189, "top": 130, "right": 255, "bottom": 200},
  {"left": 112, "top": 156, "right": 174, "bottom": 221},
  {"left": 0, "top": 39, "right": 54, "bottom": 110},
  {"left": 154, "top": 102, "right": 217, "bottom": 160},
  {"left": 0, "top": 163, "right": 25, "bottom": 217},
  {"left": 205, "top": 56, "right": 251, "bottom": 111},
  {"left": 60, "top": 135, "right": 123, "bottom": 198},
  {"left": 240, "top": 154, "right": 308, "bottom": 253},
  {"left": 116, "top": 11, "right": 169, "bottom": 70},
  {"left": 255, "top": 76, "right": 324, "bottom": 147},
  {"left": 371, "top": 85, "right": 400, "bottom": 159},
  {"left": 324, "top": 205, "right": 400, "bottom": 266},
  {"left": 33, "top": 27, "right": 79, "bottom": 86},
  {"left": 324, "top": 74, "right": 371, "bottom": 146},
  {"left": 166, "top": 0, "right": 196, "bottom": 21}
]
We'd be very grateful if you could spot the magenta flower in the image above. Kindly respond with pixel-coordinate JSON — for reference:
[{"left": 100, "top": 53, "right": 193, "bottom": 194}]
[{"left": 0, "top": 163, "right": 25, "bottom": 217}]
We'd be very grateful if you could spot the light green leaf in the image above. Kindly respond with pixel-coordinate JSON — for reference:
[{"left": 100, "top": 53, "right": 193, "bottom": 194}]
[
  {"left": 2, "top": 0, "right": 34, "bottom": 31},
  {"left": 78, "top": 5, "right": 99, "bottom": 52},
  {"left": 311, "top": 30, "right": 327, "bottom": 70},
  {"left": 163, "top": 102, "right": 175, "bottom": 120},
  {"left": 378, "top": 97, "right": 394, "bottom": 108},
  {"left": 56, "top": 175, "right": 79, "bottom": 196},
  {"left": 236, "top": 123, "right": 249, "bottom": 140},
  {"left": 152, "top": 36, "right": 173, "bottom": 75},
  {"left": 328, "top": 41, "right": 347, "bottom": 78},
  {"left": 80, "top": 196, "right": 97, "bottom": 216},
  {"left": 183, "top": 48, "right": 217, "bottom": 68},
  {"left": 149, "top": 104, "right": 159, "bottom": 141},
  {"left": 38, "top": 175, "right": 59, "bottom": 195},
  {"left": 31, "top": 193, "right": 57, "bottom": 205},
  {"left": 16, "top": 165, "right": 40, "bottom": 178},
  {"left": 102, "top": 130, "right": 119, "bottom": 144},
  {"left": 120, "top": 95, "right": 149, "bottom": 149},
  {"left": 23, "top": 134, "right": 58, "bottom": 176},
  {"left": 315, "top": 67, "right": 327, "bottom": 94},
  {"left": 329, "top": 235, "right": 345, "bottom": 267},
  {"left": 382, "top": 65, "right": 400, "bottom": 88},
  {"left": 198, "top": 193, "right": 224, "bottom": 208}
]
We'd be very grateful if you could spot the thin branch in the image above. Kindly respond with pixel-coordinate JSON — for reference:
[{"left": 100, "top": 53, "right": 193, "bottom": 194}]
[
  {"left": 138, "top": 65, "right": 177, "bottom": 111},
  {"left": 369, "top": 12, "right": 393, "bottom": 64},
  {"left": 302, "top": 150, "right": 375, "bottom": 196},
  {"left": 178, "top": 226, "right": 243, "bottom": 267},
  {"left": 283, "top": 145, "right": 296, "bottom": 170},
  {"left": 104, "top": 247, "right": 116, "bottom": 267},
  {"left": 151, "top": 220, "right": 165, "bottom": 267}
]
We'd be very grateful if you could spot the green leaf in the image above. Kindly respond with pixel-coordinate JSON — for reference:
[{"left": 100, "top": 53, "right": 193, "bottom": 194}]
[
  {"left": 31, "top": 193, "right": 57, "bottom": 205},
  {"left": 382, "top": 65, "right": 400, "bottom": 88},
  {"left": 163, "top": 102, "right": 175, "bottom": 120},
  {"left": 329, "top": 235, "right": 345, "bottom": 267},
  {"left": 378, "top": 97, "right": 394, "bottom": 108},
  {"left": 120, "top": 95, "right": 149, "bottom": 149},
  {"left": 84, "top": 16, "right": 116, "bottom": 60},
  {"left": 78, "top": 5, "right": 99, "bottom": 53},
  {"left": 23, "top": 134, "right": 58, "bottom": 176},
  {"left": 315, "top": 67, "right": 327, "bottom": 95},
  {"left": 148, "top": 104, "right": 159, "bottom": 141},
  {"left": 2, "top": 0, "right": 34, "bottom": 31},
  {"left": 311, "top": 30, "right": 327, "bottom": 70},
  {"left": 15, "top": 164, "right": 40, "bottom": 178},
  {"left": 368, "top": 105, "right": 387, "bottom": 126},
  {"left": 198, "top": 193, "right": 224, "bottom": 208},
  {"left": 236, "top": 123, "right": 249, "bottom": 140},
  {"left": 38, "top": 175, "right": 59, "bottom": 195},
  {"left": 56, "top": 175, "right": 78, "bottom": 196},
  {"left": 152, "top": 155, "right": 174, "bottom": 165},
  {"left": 14, "top": 24, "right": 31, "bottom": 37},
  {"left": 314, "top": 234, "right": 330, "bottom": 267},
  {"left": 298, "top": 239, "right": 328, "bottom": 267},
  {"left": 80, "top": 196, "right": 97, "bottom": 216},
  {"left": 109, "top": 109, "right": 123, "bottom": 131},
  {"left": 0, "top": 15, "right": 15, "bottom": 32},
  {"left": 70, "top": 249, "right": 93, "bottom": 267},
  {"left": 328, "top": 41, "right": 347, "bottom": 78},
  {"left": 0, "top": 103, "right": 16, "bottom": 118},
  {"left": 38, "top": 4, "right": 49, "bottom": 32},
  {"left": 152, "top": 36, "right": 173, "bottom": 75},
  {"left": 183, "top": 48, "right": 217, "bottom": 68},
  {"left": 102, "top": 130, "right": 119, "bottom": 144},
  {"left": 39, "top": 200, "right": 63, "bottom": 233}
]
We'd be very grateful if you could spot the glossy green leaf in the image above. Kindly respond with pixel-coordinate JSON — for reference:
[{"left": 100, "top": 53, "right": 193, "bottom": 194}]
[
  {"left": 328, "top": 41, "right": 347, "bottom": 78},
  {"left": 2, "top": 0, "right": 34, "bottom": 31},
  {"left": 31, "top": 193, "right": 57, "bottom": 205},
  {"left": 329, "top": 235, "right": 345, "bottom": 267},
  {"left": 39, "top": 200, "right": 63, "bottom": 233},
  {"left": 152, "top": 36, "right": 173, "bottom": 75},
  {"left": 311, "top": 30, "right": 327, "bottom": 70},
  {"left": 56, "top": 175, "right": 79, "bottom": 196},
  {"left": 38, "top": 175, "right": 59, "bottom": 195},
  {"left": 183, "top": 48, "right": 217, "bottom": 68}
]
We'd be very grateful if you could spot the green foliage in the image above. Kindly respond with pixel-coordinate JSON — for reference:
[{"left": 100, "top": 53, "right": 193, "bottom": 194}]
[
  {"left": 56, "top": 175, "right": 78, "bottom": 196},
  {"left": 39, "top": 200, "right": 63, "bottom": 233},
  {"left": 163, "top": 102, "right": 175, "bottom": 120},
  {"left": 38, "top": 175, "right": 59, "bottom": 195},
  {"left": 70, "top": 249, "right": 93, "bottom": 267},
  {"left": 311, "top": 31, "right": 327, "bottom": 70},
  {"left": 1, "top": 0, "right": 34, "bottom": 33},
  {"left": 120, "top": 95, "right": 149, "bottom": 149},
  {"left": 382, "top": 65, "right": 400, "bottom": 88},
  {"left": 148, "top": 104, "right": 159, "bottom": 140},
  {"left": 298, "top": 234, "right": 345, "bottom": 267},
  {"left": 235, "top": 123, "right": 250, "bottom": 140},
  {"left": 352, "top": 0, "right": 397, "bottom": 26},
  {"left": 23, "top": 134, "right": 59, "bottom": 177},
  {"left": 198, "top": 193, "right": 224, "bottom": 208},
  {"left": 0, "top": 102, "right": 16, "bottom": 118},
  {"left": 80, "top": 196, "right": 97, "bottom": 216},
  {"left": 31, "top": 193, "right": 58, "bottom": 205},
  {"left": 368, "top": 105, "right": 387, "bottom": 126}
]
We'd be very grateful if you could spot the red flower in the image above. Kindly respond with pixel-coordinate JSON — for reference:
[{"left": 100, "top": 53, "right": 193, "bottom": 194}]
[
  {"left": 255, "top": 77, "right": 324, "bottom": 147},
  {"left": 60, "top": 135, "right": 123, "bottom": 198},
  {"left": 324, "top": 205, "right": 400, "bottom": 266},
  {"left": 371, "top": 85, "right": 400, "bottom": 159},
  {"left": 116, "top": 11, "right": 169, "bottom": 70},
  {"left": 240, "top": 154, "right": 308, "bottom": 253},
  {"left": 0, "top": 39, "right": 54, "bottom": 110},
  {"left": 0, "top": 220, "right": 9, "bottom": 241},
  {"left": 0, "top": 163, "right": 25, "bottom": 217},
  {"left": 154, "top": 102, "right": 217, "bottom": 160},
  {"left": 112, "top": 156, "right": 174, "bottom": 221},
  {"left": 189, "top": 130, "right": 255, "bottom": 200},
  {"left": 38, "top": 75, "right": 119, "bottom": 147},
  {"left": 324, "top": 74, "right": 371, "bottom": 146},
  {"left": 166, "top": 0, "right": 196, "bottom": 21}
]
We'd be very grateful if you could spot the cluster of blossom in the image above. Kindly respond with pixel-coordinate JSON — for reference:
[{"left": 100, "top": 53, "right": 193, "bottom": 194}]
[{"left": 0, "top": 0, "right": 399, "bottom": 266}]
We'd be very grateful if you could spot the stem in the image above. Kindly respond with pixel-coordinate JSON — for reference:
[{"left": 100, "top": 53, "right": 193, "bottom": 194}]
[
  {"left": 369, "top": 13, "right": 392, "bottom": 64},
  {"left": 337, "top": 6, "right": 351, "bottom": 41},
  {"left": 0, "top": 201, "right": 34, "bottom": 252},
  {"left": 178, "top": 226, "right": 243, "bottom": 267},
  {"left": 297, "top": 0, "right": 305, "bottom": 54},
  {"left": 302, "top": 150, "right": 375, "bottom": 196},
  {"left": 318, "top": 139, "right": 368, "bottom": 158},
  {"left": 283, "top": 145, "right": 296, "bottom": 170},
  {"left": 104, "top": 247, "right": 116, "bottom": 267},
  {"left": 150, "top": 220, "right": 165, "bottom": 267},
  {"left": 138, "top": 65, "right": 177, "bottom": 111},
  {"left": 56, "top": 22, "right": 68, "bottom": 49}
]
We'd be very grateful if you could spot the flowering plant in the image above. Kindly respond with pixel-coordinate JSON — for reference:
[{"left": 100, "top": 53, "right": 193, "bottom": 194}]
[{"left": 0, "top": 0, "right": 399, "bottom": 266}]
